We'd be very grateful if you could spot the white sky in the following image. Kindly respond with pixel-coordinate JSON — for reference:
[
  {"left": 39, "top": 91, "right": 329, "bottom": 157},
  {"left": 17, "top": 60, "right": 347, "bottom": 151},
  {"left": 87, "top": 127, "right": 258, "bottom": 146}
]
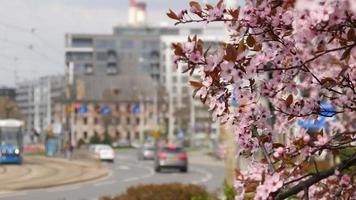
[{"left": 0, "top": 0, "right": 242, "bottom": 87}]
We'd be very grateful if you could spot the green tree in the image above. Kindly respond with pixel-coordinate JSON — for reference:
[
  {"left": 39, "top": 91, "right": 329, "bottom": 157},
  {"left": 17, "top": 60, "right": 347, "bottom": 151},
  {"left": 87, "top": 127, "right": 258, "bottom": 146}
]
[{"left": 89, "top": 132, "right": 100, "bottom": 144}]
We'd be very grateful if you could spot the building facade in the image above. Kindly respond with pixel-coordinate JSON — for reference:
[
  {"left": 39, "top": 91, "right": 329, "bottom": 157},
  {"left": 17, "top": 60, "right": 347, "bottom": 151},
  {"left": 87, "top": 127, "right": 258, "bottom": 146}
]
[
  {"left": 63, "top": 25, "right": 210, "bottom": 144},
  {"left": 16, "top": 75, "right": 65, "bottom": 134},
  {"left": 0, "top": 87, "right": 21, "bottom": 119},
  {"left": 0, "top": 87, "right": 16, "bottom": 100},
  {"left": 160, "top": 33, "right": 226, "bottom": 140}
]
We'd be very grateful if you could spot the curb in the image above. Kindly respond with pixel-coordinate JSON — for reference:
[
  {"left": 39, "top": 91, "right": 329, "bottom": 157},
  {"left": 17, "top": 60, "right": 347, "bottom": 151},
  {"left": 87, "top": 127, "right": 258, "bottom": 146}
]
[{"left": 0, "top": 156, "right": 109, "bottom": 192}]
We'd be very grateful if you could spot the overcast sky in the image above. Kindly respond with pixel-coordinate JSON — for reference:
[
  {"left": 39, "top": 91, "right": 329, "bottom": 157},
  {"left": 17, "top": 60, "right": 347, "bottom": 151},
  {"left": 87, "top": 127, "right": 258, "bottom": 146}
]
[{"left": 0, "top": 0, "right": 243, "bottom": 87}]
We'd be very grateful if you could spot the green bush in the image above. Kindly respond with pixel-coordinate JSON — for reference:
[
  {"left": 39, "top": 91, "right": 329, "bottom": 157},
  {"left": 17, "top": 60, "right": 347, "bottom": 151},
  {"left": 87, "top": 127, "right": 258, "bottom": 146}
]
[
  {"left": 100, "top": 183, "right": 217, "bottom": 200},
  {"left": 90, "top": 132, "right": 100, "bottom": 144},
  {"left": 102, "top": 132, "right": 113, "bottom": 145},
  {"left": 77, "top": 138, "right": 86, "bottom": 147},
  {"left": 223, "top": 182, "right": 237, "bottom": 200}
]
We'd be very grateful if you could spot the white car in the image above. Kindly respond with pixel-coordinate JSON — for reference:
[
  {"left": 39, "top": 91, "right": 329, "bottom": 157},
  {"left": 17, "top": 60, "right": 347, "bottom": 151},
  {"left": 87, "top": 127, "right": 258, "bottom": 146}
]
[{"left": 89, "top": 144, "right": 115, "bottom": 162}]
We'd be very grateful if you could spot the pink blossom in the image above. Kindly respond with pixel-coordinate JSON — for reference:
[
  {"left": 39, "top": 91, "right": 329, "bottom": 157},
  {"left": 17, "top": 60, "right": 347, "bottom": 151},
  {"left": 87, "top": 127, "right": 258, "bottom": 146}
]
[
  {"left": 220, "top": 61, "right": 237, "bottom": 82},
  {"left": 340, "top": 174, "right": 351, "bottom": 187},
  {"left": 264, "top": 173, "right": 283, "bottom": 193},
  {"left": 274, "top": 147, "right": 285, "bottom": 158},
  {"left": 189, "top": 51, "right": 202, "bottom": 63},
  {"left": 196, "top": 86, "right": 207, "bottom": 98},
  {"left": 254, "top": 185, "right": 269, "bottom": 200},
  {"left": 183, "top": 42, "right": 195, "bottom": 53},
  {"left": 207, "top": 5, "right": 225, "bottom": 22},
  {"left": 314, "top": 134, "right": 329, "bottom": 146}
]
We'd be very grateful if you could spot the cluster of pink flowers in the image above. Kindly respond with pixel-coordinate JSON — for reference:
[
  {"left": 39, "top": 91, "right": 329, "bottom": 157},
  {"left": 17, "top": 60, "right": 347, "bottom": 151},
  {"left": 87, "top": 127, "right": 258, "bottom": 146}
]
[{"left": 169, "top": 0, "right": 356, "bottom": 199}]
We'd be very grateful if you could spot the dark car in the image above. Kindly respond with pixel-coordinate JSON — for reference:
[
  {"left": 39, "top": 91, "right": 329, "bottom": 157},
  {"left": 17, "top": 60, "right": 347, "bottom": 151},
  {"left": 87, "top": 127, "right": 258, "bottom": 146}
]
[
  {"left": 138, "top": 145, "right": 156, "bottom": 160},
  {"left": 154, "top": 145, "right": 188, "bottom": 173}
]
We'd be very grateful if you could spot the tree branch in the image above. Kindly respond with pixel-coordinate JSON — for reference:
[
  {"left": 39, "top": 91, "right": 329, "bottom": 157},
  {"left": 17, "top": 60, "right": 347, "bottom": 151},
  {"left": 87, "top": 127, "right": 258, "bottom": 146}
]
[{"left": 274, "top": 153, "right": 356, "bottom": 200}]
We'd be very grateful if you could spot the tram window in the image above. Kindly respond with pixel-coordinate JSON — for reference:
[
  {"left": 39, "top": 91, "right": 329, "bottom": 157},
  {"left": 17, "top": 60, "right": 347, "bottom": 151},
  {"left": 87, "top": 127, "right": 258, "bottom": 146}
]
[{"left": 0, "top": 127, "right": 20, "bottom": 146}]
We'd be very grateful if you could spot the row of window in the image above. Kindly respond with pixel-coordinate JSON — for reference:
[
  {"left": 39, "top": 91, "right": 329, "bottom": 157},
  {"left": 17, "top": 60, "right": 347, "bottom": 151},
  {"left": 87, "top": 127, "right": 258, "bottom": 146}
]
[
  {"left": 84, "top": 64, "right": 119, "bottom": 75},
  {"left": 81, "top": 117, "right": 145, "bottom": 126}
]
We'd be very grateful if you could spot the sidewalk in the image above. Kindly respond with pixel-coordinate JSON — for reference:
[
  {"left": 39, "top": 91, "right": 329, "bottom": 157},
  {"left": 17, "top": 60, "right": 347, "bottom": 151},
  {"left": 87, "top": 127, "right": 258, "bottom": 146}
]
[{"left": 0, "top": 155, "right": 108, "bottom": 192}]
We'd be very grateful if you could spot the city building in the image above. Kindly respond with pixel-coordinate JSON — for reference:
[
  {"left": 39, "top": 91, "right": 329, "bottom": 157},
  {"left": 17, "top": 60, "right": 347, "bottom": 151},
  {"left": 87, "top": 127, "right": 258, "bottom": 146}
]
[
  {"left": 0, "top": 87, "right": 21, "bottom": 119},
  {"left": 0, "top": 87, "right": 16, "bottom": 100},
  {"left": 64, "top": 25, "right": 209, "bottom": 144},
  {"left": 53, "top": 74, "right": 167, "bottom": 145},
  {"left": 16, "top": 75, "right": 65, "bottom": 134},
  {"left": 61, "top": 0, "right": 226, "bottom": 145},
  {"left": 160, "top": 32, "right": 226, "bottom": 141}
]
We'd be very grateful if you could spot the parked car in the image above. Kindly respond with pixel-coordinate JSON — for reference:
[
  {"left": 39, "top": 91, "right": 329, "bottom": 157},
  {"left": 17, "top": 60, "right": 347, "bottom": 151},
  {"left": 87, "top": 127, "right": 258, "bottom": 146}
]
[
  {"left": 138, "top": 145, "right": 156, "bottom": 160},
  {"left": 154, "top": 145, "right": 188, "bottom": 173},
  {"left": 89, "top": 144, "right": 115, "bottom": 162}
]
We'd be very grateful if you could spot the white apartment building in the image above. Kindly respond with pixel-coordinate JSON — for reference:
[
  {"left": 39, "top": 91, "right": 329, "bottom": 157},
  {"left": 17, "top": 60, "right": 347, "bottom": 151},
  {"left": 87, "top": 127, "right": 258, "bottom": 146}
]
[
  {"left": 160, "top": 32, "right": 227, "bottom": 140},
  {"left": 16, "top": 75, "right": 65, "bottom": 134}
]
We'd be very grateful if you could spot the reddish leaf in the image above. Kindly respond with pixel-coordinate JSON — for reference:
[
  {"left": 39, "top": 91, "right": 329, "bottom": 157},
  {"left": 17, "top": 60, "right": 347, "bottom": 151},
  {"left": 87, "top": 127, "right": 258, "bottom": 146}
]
[
  {"left": 166, "top": 9, "right": 180, "bottom": 20},
  {"left": 341, "top": 47, "right": 352, "bottom": 60},
  {"left": 347, "top": 28, "right": 355, "bottom": 41},
  {"left": 172, "top": 43, "right": 184, "bottom": 56},
  {"left": 246, "top": 34, "right": 256, "bottom": 47},
  {"left": 321, "top": 77, "right": 336, "bottom": 87},
  {"left": 224, "top": 44, "right": 237, "bottom": 61},
  {"left": 237, "top": 39, "right": 246, "bottom": 55},
  {"left": 217, "top": 0, "right": 224, "bottom": 8},
  {"left": 285, "top": 94, "right": 293, "bottom": 108},
  {"left": 189, "top": 80, "right": 204, "bottom": 88},
  {"left": 206, "top": 4, "right": 214, "bottom": 10},
  {"left": 272, "top": 143, "right": 285, "bottom": 148},
  {"left": 189, "top": 1, "right": 202, "bottom": 12},
  {"left": 229, "top": 8, "right": 240, "bottom": 18}
]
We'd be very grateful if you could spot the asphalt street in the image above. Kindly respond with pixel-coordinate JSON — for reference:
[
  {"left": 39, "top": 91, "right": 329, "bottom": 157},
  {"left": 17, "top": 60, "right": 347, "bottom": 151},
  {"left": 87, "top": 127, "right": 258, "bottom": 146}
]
[{"left": 0, "top": 149, "right": 224, "bottom": 200}]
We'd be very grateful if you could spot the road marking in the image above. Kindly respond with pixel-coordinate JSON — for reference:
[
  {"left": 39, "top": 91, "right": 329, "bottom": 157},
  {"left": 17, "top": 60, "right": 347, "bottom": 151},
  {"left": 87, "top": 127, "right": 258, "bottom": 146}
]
[
  {"left": 117, "top": 165, "right": 130, "bottom": 170},
  {"left": 123, "top": 177, "right": 139, "bottom": 182},
  {"left": 190, "top": 167, "right": 213, "bottom": 184},
  {"left": 94, "top": 180, "right": 117, "bottom": 186},
  {"left": 46, "top": 185, "right": 82, "bottom": 192}
]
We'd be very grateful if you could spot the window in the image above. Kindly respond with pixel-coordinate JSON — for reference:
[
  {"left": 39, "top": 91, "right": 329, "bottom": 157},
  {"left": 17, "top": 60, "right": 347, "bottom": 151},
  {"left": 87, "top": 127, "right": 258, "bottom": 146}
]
[
  {"left": 117, "top": 117, "right": 121, "bottom": 125},
  {"left": 72, "top": 52, "right": 92, "bottom": 60},
  {"left": 83, "top": 131, "right": 88, "bottom": 139},
  {"left": 116, "top": 131, "right": 120, "bottom": 139},
  {"left": 72, "top": 38, "right": 93, "bottom": 47},
  {"left": 94, "top": 117, "right": 99, "bottom": 124},
  {"left": 136, "top": 118, "right": 140, "bottom": 125},
  {"left": 83, "top": 117, "right": 88, "bottom": 125},
  {"left": 121, "top": 40, "right": 134, "bottom": 49},
  {"left": 107, "top": 63, "right": 118, "bottom": 75},
  {"left": 126, "top": 117, "right": 130, "bottom": 124},
  {"left": 96, "top": 52, "right": 108, "bottom": 61},
  {"left": 95, "top": 40, "right": 115, "bottom": 49},
  {"left": 84, "top": 64, "right": 94, "bottom": 75}
]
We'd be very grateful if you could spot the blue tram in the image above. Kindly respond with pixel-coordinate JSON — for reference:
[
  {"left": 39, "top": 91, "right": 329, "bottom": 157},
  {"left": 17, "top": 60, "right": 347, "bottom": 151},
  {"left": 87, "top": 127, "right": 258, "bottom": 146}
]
[{"left": 0, "top": 119, "right": 24, "bottom": 164}]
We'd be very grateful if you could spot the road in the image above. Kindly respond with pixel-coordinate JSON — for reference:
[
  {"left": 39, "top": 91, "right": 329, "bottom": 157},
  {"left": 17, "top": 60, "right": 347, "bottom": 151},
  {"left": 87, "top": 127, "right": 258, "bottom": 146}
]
[{"left": 0, "top": 149, "right": 224, "bottom": 200}]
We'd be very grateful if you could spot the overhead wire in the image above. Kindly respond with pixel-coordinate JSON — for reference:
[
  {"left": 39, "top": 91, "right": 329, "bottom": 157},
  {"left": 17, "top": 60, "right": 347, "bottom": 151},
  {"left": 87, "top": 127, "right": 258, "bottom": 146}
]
[{"left": 0, "top": 21, "right": 64, "bottom": 67}]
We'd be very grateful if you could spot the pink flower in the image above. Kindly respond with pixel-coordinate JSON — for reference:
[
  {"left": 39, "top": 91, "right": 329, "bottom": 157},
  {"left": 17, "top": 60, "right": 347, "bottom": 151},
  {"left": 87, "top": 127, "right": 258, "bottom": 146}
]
[
  {"left": 303, "top": 134, "right": 311, "bottom": 143},
  {"left": 314, "top": 134, "right": 329, "bottom": 146},
  {"left": 189, "top": 51, "right": 202, "bottom": 63},
  {"left": 207, "top": 5, "right": 225, "bottom": 22},
  {"left": 273, "top": 147, "right": 285, "bottom": 158},
  {"left": 220, "top": 61, "right": 237, "bottom": 82},
  {"left": 196, "top": 86, "right": 207, "bottom": 98},
  {"left": 183, "top": 42, "right": 195, "bottom": 53},
  {"left": 264, "top": 173, "right": 283, "bottom": 193},
  {"left": 254, "top": 185, "right": 269, "bottom": 200},
  {"left": 206, "top": 48, "right": 224, "bottom": 71},
  {"left": 340, "top": 174, "right": 351, "bottom": 187}
]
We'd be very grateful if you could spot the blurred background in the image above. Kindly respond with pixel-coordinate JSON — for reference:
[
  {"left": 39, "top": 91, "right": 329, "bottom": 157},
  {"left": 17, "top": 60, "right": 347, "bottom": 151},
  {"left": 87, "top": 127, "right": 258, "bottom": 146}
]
[{"left": 0, "top": 1, "right": 243, "bottom": 200}]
